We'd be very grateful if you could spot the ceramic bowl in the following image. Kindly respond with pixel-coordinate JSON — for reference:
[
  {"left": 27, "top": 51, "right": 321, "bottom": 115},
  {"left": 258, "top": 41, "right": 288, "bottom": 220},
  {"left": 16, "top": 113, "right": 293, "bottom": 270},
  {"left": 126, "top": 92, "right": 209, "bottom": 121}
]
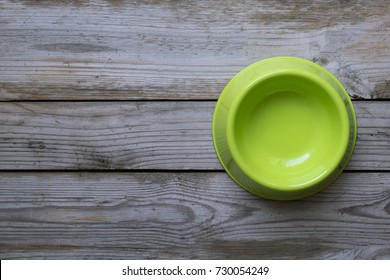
[{"left": 212, "top": 57, "right": 357, "bottom": 200}]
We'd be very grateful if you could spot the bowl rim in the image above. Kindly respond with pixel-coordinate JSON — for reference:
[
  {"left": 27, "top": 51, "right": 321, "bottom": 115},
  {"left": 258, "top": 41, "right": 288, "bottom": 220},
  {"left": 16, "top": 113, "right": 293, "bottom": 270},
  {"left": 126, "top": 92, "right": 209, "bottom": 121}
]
[{"left": 225, "top": 68, "right": 350, "bottom": 191}]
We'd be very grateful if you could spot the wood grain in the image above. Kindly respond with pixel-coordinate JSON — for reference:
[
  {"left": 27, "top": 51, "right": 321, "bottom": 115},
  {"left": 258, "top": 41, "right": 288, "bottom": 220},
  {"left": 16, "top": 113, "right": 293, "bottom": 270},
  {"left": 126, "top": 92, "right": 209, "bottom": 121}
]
[
  {"left": 0, "top": 0, "right": 389, "bottom": 100},
  {"left": 0, "top": 0, "right": 389, "bottom": 261},
  {"left": 0, "top": 172, "right": 389, "bottom": 259},
  {"left": 0, "top": 101, "right": 389, "bottom": 170}
]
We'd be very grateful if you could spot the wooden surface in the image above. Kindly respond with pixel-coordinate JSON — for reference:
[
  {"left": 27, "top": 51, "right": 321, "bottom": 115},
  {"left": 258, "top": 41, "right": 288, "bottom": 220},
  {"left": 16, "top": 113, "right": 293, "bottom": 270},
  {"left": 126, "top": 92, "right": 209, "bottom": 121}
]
[
  {"left": 0, "top": 101, "right": 389, "bottom": 170},
  {"left": 0, "top": 0, "right": 389, "bottom": 259},
  {"left": 1, "top": 0, "right": 389, "bottom": 100},
  {"left": 1, "top": 172, "right": 389, "bottom": 259}
]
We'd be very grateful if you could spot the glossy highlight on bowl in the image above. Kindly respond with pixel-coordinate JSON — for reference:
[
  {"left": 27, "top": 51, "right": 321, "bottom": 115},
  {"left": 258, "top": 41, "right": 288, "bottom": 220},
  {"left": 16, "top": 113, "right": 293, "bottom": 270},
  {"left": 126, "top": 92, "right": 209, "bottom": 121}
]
[{"left": 212, "top": 57, "right": 357, "bottom": 200}]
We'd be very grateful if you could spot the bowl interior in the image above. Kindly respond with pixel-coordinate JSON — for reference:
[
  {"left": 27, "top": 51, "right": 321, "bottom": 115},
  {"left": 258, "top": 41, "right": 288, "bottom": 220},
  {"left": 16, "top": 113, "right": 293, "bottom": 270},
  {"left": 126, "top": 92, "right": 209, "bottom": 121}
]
[{"left": 228, "top": 72, "right": 349, "bottom": 190}]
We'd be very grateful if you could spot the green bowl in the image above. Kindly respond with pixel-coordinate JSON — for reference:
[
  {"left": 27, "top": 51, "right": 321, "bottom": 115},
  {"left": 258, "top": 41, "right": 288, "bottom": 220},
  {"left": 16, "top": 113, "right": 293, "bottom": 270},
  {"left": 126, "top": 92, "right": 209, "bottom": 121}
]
[{"left": 212, "top": 57, "right": 357, "bottom": 200}]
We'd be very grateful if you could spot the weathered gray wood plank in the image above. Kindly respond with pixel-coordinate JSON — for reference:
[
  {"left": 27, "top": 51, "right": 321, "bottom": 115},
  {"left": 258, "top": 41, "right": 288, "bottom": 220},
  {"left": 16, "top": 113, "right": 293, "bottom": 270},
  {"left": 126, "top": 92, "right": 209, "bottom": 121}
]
[
  {"left": 0, "top": 172, "right": 389, "bottom": 259},
  {"left": 0, "top": 0, "right": 389, "bottom": 100},
  {"left": 0, "top": 101, "right": 389, "bottom": 170}
]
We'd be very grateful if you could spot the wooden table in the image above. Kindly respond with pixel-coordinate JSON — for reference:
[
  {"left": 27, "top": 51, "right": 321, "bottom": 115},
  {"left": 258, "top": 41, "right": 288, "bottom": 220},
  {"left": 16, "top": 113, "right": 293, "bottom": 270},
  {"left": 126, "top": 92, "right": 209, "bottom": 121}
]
[{"left": 1, "top": 0, "right": 389, "bottom": 259}]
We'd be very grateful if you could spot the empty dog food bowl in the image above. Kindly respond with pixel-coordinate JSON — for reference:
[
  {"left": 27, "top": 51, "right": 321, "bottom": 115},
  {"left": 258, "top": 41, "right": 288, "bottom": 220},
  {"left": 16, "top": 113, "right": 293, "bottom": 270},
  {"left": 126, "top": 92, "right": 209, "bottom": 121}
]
[{"left": 212, "top": 57, "right": 357, "bottom": 200}]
